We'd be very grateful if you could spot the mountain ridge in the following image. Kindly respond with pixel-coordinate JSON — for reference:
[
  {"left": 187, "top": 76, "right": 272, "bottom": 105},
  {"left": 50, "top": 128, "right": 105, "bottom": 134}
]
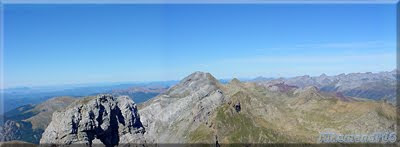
[
  {"left": 3, "top": 71, "right": 396, "bottom": 145},
  {"left": 256, "top": 70, "right": 397, "bottom": 102},
  {"left": 0, "top": 96, "right": 76, "bottom": 143}
]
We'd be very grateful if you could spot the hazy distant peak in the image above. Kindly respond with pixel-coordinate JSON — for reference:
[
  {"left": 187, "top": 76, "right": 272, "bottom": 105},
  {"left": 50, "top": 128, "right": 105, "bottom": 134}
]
[
  {"left": 320, "top": 73, "right": 327, "bottom": 77},
  {"left": 251, "top": 76, "right": 274, "bottom": 82},
  {"left": 229, "top": 78, "right": 241, "bottom": 85}
]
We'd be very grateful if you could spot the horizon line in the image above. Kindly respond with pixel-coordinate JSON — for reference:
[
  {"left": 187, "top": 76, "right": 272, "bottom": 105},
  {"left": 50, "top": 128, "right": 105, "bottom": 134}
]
[{"left": 2, "top": 69, "right": 396, "bottom": 90}]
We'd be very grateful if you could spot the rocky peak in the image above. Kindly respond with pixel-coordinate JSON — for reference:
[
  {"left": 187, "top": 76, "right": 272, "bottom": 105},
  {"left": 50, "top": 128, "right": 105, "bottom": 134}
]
[
  {"left": 294, "top": 86, "right": 323, "bottom": 100},
  {"left": 229, "top": 78, "right": 241, "bottom": 85},
  {"left": 267, "top": 82, "right": 298, "bottom": 93},
  {"left": 164, "top": 71, "right": 220, "bottom": 98},
  {"left": 40, "top": 94, "right": 145, "bottom": 146},
  {"left": 138, "top": 72, "right": 225, "bottom": 143},
  {"left": 184, "top": 71, "right": 218, "bottom": 82}
]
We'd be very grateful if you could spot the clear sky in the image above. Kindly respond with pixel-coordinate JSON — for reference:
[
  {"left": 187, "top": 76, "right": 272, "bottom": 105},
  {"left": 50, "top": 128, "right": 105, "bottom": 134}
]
[{"left": 3, "top": 4, "right": 397, "bottom": 88}]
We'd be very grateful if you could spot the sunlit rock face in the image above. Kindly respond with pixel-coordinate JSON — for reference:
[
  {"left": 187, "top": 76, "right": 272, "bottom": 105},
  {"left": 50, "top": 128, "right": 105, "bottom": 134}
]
[{"left": 40, "top": 94, "right": 145, "bottom": 146}]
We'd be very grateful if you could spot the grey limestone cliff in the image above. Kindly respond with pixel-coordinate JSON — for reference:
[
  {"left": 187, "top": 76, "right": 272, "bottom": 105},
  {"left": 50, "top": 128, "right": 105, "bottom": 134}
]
[{"left": 39, "top": 94, "right": 145, "bottom": 146}]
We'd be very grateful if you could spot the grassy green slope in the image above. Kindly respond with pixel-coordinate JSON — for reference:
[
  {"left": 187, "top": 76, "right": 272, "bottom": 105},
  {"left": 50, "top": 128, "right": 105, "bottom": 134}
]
[{"left": 188, "top": 81, "right": 396, "bottom": 143}]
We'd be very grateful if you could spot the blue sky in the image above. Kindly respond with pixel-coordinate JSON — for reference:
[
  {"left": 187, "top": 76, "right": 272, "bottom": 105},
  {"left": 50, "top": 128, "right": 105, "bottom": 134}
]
[{"left": 3, "top": 4, "right": 397, "bottom": 88}]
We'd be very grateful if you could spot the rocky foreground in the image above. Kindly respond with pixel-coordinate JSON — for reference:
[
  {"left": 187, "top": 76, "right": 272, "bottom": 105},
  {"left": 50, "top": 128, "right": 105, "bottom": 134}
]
[
  {"left": 40, "top": 95, "right": 145, "bottom": 146},
  {"left": 39, "top": 72, "right": 396, "bottom": 145}
]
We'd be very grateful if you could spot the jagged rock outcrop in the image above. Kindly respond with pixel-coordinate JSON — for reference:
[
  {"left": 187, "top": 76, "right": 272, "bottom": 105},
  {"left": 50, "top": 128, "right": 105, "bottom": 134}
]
[
  {"left": 0, "top": 120, "right": 24, "bottom": 141},
  {"left": 40, "top": 94, "right": 145, "bottom": 146}
]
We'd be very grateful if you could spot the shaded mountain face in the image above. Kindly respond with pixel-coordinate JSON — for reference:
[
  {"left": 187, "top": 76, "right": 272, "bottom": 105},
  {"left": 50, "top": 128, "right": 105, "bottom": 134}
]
[
  {"left": 256, "top": 70, "right": 397, "bottom": 103},
  {"left": 0, "top": 97, "right": 76, "bottom": 143}
]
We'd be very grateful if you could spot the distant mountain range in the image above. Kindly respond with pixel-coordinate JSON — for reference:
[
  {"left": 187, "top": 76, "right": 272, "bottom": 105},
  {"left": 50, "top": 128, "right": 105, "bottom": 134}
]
[
  {"left": 111, "top": 85, "right": 169, "bottom": 104},
  {"left": 254, "top": 70, "right": 397, "bottom": 103},
  {"left": 1, "top": 81, "right": 178, "bottom": 114},
  {"left": 1, "top": 70, "right": 396, "bottom": 144}
]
